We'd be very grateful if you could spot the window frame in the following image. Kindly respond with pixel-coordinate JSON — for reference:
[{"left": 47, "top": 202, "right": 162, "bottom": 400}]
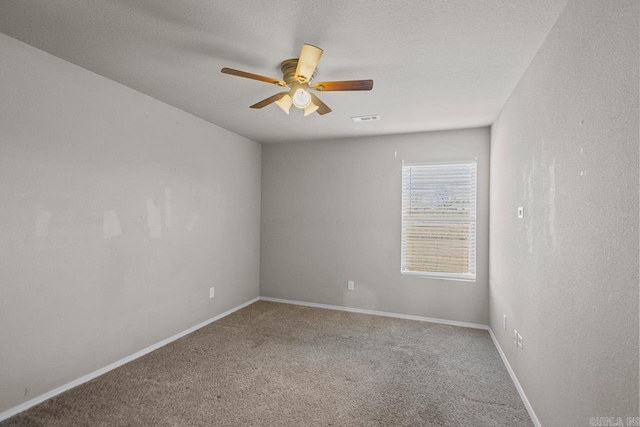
[{"left": 400, "top": 160, "right": 477, "bottom": 282}]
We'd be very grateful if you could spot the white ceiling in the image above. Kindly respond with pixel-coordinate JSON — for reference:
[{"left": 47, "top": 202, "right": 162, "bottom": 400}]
[{"left": 0, "top": 0, "right": 568, "bottom": 144}]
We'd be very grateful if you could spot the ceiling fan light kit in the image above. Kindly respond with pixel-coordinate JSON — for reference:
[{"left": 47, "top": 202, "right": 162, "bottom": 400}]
[{"left": 221, "top": 44, "right": 373, "bottom": 117}]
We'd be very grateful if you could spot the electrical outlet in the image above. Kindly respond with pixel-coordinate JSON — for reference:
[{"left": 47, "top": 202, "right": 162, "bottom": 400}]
[
  {"left": 209, "top": 287, "right": 215, "bottom": 299},
  {"left": 503, "top": 314, "right": 507, "bottom": 330},
  {"left": 517, "top": 333, "right": 523, "bottom": 349},
  {"left": 347, "top": 280, "right": 355, "bottom": 291}
]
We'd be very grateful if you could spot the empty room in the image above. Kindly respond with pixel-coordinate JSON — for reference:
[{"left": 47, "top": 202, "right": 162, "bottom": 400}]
[{"left": 0, "top": 1, "right": 638, "bottom": 426}]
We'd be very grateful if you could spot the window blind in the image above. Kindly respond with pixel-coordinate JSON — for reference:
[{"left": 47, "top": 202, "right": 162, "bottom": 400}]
[{"left": 401, "top": 162, "right": 477, "bottom": 281}]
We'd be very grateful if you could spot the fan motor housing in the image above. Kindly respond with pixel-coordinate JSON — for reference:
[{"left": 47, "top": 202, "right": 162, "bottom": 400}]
[{"left": 281, "top": 58, "right": 313, "bottom": 85}]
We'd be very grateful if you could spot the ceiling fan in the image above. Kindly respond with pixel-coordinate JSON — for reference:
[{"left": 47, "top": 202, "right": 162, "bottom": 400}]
[{"left": 221, "top": 44, "right": 373, "bottom": 116}]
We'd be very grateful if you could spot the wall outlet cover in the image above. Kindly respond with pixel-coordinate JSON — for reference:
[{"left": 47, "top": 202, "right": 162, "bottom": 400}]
[
  {"left": 209, "top": 287, "right": 215, "bottom": 298},
  {"left": 347, "top": 280, "right": 355, "bottom": 291}
]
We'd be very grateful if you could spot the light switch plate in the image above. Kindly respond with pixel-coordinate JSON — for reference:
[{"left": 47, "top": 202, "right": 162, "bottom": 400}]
[
  {"left": 517, "top": 207, "right": 524, "bottom": 218},
  {"left": 517, "top": 333, "right": 523, "bottom": 349}
]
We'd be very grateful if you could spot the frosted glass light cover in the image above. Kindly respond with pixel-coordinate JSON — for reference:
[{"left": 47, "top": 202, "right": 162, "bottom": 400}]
[
  {"left": 275, "top": 94, "right": 292, "bottom": 114},
  {"left": 292, "top": 89, "right": 311, "bottom": 108},
  {"left": 304, "top": 102, "right": 319, "bottom": 116}
]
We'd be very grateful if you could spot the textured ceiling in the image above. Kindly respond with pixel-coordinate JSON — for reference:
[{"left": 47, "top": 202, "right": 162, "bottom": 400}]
[{"left": 0, "top": 0, "right": 568, "bottom": 144}]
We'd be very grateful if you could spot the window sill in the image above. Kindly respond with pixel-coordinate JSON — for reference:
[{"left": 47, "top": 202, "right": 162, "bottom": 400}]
[{"left": 401, "top": 271, "right": 476, "bottom": 283}]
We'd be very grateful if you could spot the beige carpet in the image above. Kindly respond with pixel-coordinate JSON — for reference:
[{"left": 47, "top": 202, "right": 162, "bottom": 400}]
[{"left": 2, "top": 301, "right": 533, "bottom": 426}]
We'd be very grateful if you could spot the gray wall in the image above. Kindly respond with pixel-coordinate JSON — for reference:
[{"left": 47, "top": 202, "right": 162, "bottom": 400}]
[
  {"left": 261, "top": 128, "right": 490, "bottom": 325},
  {"left": 0, "top": 34, "right": 261, "bottom": 413},
  {"left": 489, "top": 1, "right": 639, "bottom": 424}
]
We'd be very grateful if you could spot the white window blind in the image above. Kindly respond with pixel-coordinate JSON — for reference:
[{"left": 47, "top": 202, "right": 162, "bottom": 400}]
[{"left": 401, "top": 162, "right": 477, "bottom": 281}]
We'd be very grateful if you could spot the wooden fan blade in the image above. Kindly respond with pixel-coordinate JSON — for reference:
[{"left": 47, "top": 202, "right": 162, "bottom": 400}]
[
  {"left": 295, "top": 44, "right": 323, "bottom": 83},
  {"left": 311, "top": 80, "right": 374, "bottom": 91},
  {"left": 250, "top": 92, "right": 290, "bottom": 109},
  {"left": 309, "top": 93, "right": 332, "bottom": 115},
  {"left": 221, "top": 68, "right": 286, "bottom": 86}
]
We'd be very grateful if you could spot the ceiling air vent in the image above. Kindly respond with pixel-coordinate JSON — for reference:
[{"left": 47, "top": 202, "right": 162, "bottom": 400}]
[{"left": 352, "top": 114, "right": 380, "bottom": 123}]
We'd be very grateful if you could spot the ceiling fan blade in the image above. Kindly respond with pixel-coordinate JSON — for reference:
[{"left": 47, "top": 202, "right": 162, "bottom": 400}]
[
  {"left": 221, "top": 68, "right": 286, "bottom": 86},
  {"left": 309, "top": 93, "right": 332, "bottom": 115},
  {"left": 295, "top": 44, "right": 323, "bottom": 83},
  {"left": 311, "top": 80, "right": 374, "bottom": 91},
  {"left": 250, "top": 92, "right": 290, "bottom": 109}
]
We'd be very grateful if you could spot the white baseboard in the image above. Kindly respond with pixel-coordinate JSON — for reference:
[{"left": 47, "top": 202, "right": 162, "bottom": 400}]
[
  {"left": 0, "top": 296, "right": 260, "bottom": 423},
  {"left": 488, "top": 328, "right": 541, "bottom": 427},
  {"left": 259, "top": 296, "right": 489, "bottom": 330}
]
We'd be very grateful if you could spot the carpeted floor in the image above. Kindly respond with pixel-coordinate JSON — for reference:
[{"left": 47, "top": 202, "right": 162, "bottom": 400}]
[{"left": 1, "top": 301, "right": 533, "bottom": 426}]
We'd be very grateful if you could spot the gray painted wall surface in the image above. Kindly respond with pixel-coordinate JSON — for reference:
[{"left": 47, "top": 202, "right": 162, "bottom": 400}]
[
  {"left": 0, "top": 34, "right": 261, "bottom": 413},
  {"left": 490, "top": 1, "right": 639, "bottom": 424},
  {"left": 261, "top": 128, "right": 490, "bottom": 325}
]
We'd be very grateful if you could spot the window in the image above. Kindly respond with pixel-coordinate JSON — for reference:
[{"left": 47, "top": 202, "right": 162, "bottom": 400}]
[{"left": 401, "top": 162, "right": 477, "bottom": 281}]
